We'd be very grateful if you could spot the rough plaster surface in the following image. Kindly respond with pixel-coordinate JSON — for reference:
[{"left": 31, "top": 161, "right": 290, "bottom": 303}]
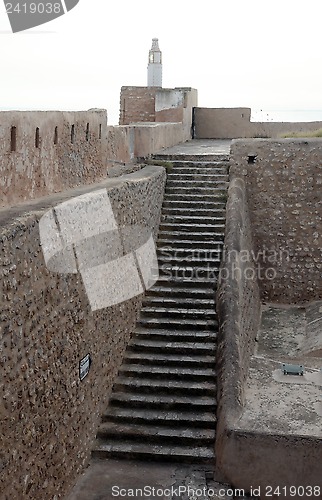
[
  {"left": 0, "top": 166, "right": 166, "bottom": 500},
  {"left": 0, "top": 107, "right": 192, "bottom": 210},
  {"left": 0, "top": 110, "right": 108, "bottom": 208},
  {"left": 230, "top": 139, "right": 322, "bottom": 304}
]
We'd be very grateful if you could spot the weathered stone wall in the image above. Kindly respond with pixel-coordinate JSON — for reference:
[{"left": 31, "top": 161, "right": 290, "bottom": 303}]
[
  {"left": 0, "top": 110, "right": 108, "bottom": 208},
  {"left": 216, "top": 141, "right": 322, "bottom": 494},
  {"left": 218, "top": 430, "right": 322, "bottom": 496},
  {"left": 230, "top": 139, "right": 322, "bottom": 304},
  {"left": 194, "top": 107, "right": 322, "bottom": 139},
  {"left": 0, "top": 166, "right": 166, "bottom": 500},
  {"left": 216, "top": 177, "right": 262, "bottom": 435},
  {"left": 303, "top": 301, "right": 322, "bottom": 357},
  {"left": 106, "top": 125, "right": 132, "bottom": 164},
  {"left": 119, "top": 87, "right": 157, "bottom": 125},
  {"left": 0, "top": 107, "right": 193, "bottom": 209}
]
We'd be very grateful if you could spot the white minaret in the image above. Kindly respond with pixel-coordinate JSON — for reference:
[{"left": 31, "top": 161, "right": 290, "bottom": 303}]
[{"left": 147, "top": 38, "right": 162, "bottom": 87}]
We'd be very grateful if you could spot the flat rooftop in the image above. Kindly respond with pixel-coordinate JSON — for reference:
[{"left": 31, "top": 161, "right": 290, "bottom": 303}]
[{"left": 156, "top": 139, "right": 232, "bottom": 157}]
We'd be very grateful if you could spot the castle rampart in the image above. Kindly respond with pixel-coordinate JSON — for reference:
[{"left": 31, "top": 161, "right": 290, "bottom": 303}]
[
  {"left": 0, "top": 166, "right": 166, "bottom": 499},
  {"left": 216, "top": 139, "right": 322, "bottom": 496}
]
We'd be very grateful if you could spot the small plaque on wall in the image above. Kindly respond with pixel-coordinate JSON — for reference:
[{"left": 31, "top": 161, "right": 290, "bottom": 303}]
[{"left": 79, "top": 354, "right": 91, "bottom": 381}]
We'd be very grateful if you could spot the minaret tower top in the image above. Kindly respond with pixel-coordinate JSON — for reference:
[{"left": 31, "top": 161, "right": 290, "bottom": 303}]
[{"left": 147, "top": 38, "right": 162, "bottom": 87}]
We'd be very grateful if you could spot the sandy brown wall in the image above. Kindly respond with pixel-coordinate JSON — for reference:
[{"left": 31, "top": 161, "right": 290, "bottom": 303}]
[
  {"left": 216, "top": 140, "right": 322, "bottom": 494},
  {"left": 0, "top": 110, "right": 108, "bottom": 208},
  {"left": 0, "top": 166, "right": 166, "bottom": 500},
  {"left": 0, "top": 108, "right": 192, "bottom": 209},
  {"left": 194, "top": 107, "right": 322, "bottom": 139},
  {"left": 194, "top": 108, "right": 253, "bottom": 139},
  {"left": 131, "top": 122, "right": 190, "bottom": 159},
  {"left": 219, "top": 430, "right": 322, "bottom": 496},
  {"left": 230, "top": 139, "right": 322, "bottom": 304}
]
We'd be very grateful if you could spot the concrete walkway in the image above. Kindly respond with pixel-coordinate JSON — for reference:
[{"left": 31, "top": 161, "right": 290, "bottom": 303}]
[
  {"left": 66, "top": 458, "right": 254, "bottom": 500},
  {"left": 156, "top": 140, "right": 232, "bottom": 157}
]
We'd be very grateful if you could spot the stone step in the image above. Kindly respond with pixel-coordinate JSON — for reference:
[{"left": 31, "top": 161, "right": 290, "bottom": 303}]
[
  {"left": 159, "top": 222, "right": 225, "bottom": 233},
  {"left": 169, "top": 158, "right": 229, "bottom": 164},
  {"left": 158, "top": 256, "right": 221, "bottom": 268},
  {"left": 97, "top": 422, "right": 216, "bottom": 446},
  {"left": 128, "top": 339, "right": 216, "bottom": 356},
  {"left": 137, "top": 316, "right": 217, "bottom": 330},
  {"left": 161, "top": 215, "right": 226, "bottom": 225},
  {"left": 119, "top": 364, "right": 216, "bottom": 382},
  {"left": 167, "top": 173, "right": 229, "bottom": 181},
  {"left": 169, "top": 159, "right": 229, "bottom": 166},
  {"left": 113, "top": 377, "right": 217, "bottom": 397},
  {"left": 92, "top": 440, "right": 214, "bottom": 464},
  {"left": 108, "top": 392, "right": 217, "bottom": 411},
  {"left": 158, "top": 264, "right": 219, "bottom": 281},
  {"left": 155, "top": 276, "right": 218, "bottom": 288},
  {"left": 162, "top": 208, "right": 226, "bottom": 218},
  {"left": 158, "top": 230, "right": 225, "bottom": 241},
  {"left": 102, "top": 407, "right": 217, "bottom": 428},
  {"left": 140, "top": 306, "right": 216, "bottom": 321},
  {"left": 133, "top": 327, "right": 216, "bottom": 342},
  {"left": 162, "top": 200, "right": 226, "bottom": 212},
  {"left": 165, "top": 186, "right": 228, "bottom": 196},
  {"left": 153, "top": 275, "right": 217, "bottom": 289},
  {"left": 142, "top": 295, "right": 215, "bottom": 308},
  {"left": 163, "top": 193, "right": 227, "bottom": 203},
  {"left": 166, "top": 180, "right": 229, "bottom": 189},
  {"left": 145, "top": 284, "right": 215, "bottom": 299},
  {"left": 157, "top": 246, "right": 222, "bottom": 259},
  {"left": 124, "top": 352, "right": 216, "bottom": 368},
  {"left": 157, "top": 239, "right": 224, "bottom": 250},
  {"left": 172, "top": 169, "right": 228, "bottom": 177},
  {"left": 152, "top": 154, "right": 230, "bottom": 162}
]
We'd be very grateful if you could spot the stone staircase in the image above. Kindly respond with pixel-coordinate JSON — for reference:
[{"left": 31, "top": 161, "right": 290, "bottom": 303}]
[{"left": 92, "top": 152, "right": 229, "bottom": 464}]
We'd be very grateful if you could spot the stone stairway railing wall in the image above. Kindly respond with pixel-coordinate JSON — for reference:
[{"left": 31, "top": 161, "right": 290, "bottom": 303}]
[
  {"left": 0, "top": 166, "right": 166, "bottom": 500},
  {"left": 215, "top": 177, "right": 262, "bottom": 475}
]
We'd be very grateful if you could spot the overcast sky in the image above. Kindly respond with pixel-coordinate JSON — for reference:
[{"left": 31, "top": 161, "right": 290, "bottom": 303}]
[{"left": 1, "top": 0, "right": 322, "bottom": 124}]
